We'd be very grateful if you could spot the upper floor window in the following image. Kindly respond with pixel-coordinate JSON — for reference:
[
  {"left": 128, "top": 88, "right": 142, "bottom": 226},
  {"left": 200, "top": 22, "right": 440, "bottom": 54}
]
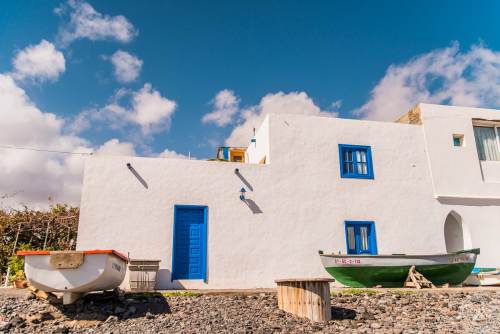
[
  {"left": 473, "top": 125, "right": 500, "bottom": 161},
  {"left": 339, "top": 144, "right": 374, "bottom": 179}
]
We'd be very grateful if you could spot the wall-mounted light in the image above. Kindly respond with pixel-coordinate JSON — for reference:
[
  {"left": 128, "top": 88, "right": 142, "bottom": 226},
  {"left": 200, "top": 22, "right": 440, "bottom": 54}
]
[{"left": 239, "top": 187, "right": 246, "bottom": 201}]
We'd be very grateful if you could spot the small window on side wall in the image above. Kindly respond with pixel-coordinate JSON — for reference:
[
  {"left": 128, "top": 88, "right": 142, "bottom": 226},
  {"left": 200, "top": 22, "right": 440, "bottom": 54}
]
[
  {"left": 339, "top": 144, "right": 374, "bottom": 179},
  {"left": 452, "top": 134, "right": 464, "bottom": 147}
]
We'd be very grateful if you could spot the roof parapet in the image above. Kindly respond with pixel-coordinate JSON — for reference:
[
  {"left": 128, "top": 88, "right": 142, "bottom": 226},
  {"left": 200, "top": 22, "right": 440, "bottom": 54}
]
[{"left": 395, "top": 104, "right": 422, "bottom": 125}]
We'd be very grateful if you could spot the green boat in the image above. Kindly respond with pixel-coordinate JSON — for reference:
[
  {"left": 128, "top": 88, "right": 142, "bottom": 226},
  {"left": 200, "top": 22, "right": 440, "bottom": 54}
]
[{"left": 319, "top": 249, "right": 479, "bottom": 288}]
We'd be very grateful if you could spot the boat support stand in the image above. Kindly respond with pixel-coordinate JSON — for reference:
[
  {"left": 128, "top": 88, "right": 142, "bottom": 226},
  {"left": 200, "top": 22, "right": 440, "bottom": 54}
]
[{"left": 63, "top": 292, "right": 84, "bottom": 305}]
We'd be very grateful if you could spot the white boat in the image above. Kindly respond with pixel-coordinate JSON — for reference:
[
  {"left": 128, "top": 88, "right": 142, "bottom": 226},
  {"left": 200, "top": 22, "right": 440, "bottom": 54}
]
[
  {"left": 463, "top": 268, "right": 500, "bottom": 286},
  {"left": 17, "top": 249, "right": 128, "bottom": 304}
]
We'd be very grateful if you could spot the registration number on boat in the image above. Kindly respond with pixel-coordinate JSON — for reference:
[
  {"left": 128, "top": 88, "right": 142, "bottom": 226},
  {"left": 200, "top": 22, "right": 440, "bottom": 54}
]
[
  {"left": 334, "top": 258, "right": 361, "bottom": 265},
  {"left": 112, "top": 263, "right": 123, "bottom": 272}
]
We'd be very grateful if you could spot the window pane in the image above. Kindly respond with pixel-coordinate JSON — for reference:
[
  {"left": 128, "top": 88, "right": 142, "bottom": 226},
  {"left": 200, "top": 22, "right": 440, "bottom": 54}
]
[
  {"left": 346, "top": 151, "right": 353, "bottom": 162},
  {"left": 347, "top": 227, "right": 355, "bottom": 250},
  {"left": 474, "top": 126, "right": 500, "bottom": 161},
  {"left": 357, "top": 162, "right": 367, "bottom": 174},
  {"left": 358, "top": 150, "right": 367, "bottom": 163},
  {"left": 360, "top": 227, "right": 369, "bottom": 251}
]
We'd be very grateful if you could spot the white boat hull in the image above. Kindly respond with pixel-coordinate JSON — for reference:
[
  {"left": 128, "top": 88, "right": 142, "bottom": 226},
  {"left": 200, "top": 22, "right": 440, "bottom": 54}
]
[
  {"left": 463, "top": 270, "right": 500, "bottom": 286},
  {"left": 19, "top": 250, "right": 127, "bottom": 303}
]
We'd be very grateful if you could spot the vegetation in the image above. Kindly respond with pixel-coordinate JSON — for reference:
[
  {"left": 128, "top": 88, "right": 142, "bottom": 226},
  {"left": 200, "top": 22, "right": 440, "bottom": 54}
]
[
  {"left": 126, "top": 291, "right": 202, "bottom": 298},
  {"left": 331, "top": 288, "right": 380, "bottom": 295},
  {"left": 160, "top": 291, "right": 202, "bottom": 297},
  {"left": 0, "top": 204, "right": 79, "bottom": 283}
]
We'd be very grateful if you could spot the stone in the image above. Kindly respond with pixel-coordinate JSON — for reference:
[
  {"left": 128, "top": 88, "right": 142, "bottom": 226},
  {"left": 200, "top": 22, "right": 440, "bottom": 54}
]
[
  {"left": 0, "top": 321, "right": 10, "bottom": 331},
  {"left": 52, "top": 325, "right": 70, "bottom": 334},
  {"left": 8, "top": 316, "right": 25, "bottom": 328},
  {"left": 360, "top": 312, "right": 376, "bottom": 320},
  {"left": 24, "top": 293, "right": 36, "bottom": 301},
  {"left": 114, "top": 306, "right": 126, "bottom": 314},
  {"left": 105, "top": 315, "right": 119, "bottom": 322},
  {"left": 0, "top": 289, "right": 499, "bottom": 332},
  {"left": 26, "top": 314, "right": 43, "bottom": 324}
]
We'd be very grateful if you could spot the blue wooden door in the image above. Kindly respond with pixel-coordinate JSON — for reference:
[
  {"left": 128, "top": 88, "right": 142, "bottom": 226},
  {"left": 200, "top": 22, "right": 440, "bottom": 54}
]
[
  {"left": 345, "top": 221, "right": 378, "bottom": 255},
  {"left": 172, "top": 206, "right": 207, "bottom": 280}
]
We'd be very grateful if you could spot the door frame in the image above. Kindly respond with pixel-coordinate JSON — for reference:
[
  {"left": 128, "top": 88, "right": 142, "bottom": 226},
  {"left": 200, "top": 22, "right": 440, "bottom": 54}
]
[
  {"left": 171, "top": 205, "right": 208, "bottom": 281},
  {"left": 344, "top": 220, "right": 378, "bottom": 255}
]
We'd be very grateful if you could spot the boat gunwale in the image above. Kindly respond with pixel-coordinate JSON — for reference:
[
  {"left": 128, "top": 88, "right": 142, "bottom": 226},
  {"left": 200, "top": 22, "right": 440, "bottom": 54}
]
[
  {"left": 319, "top": 249, "right": 479, "bottom": 260},
  {"left": 17, "top": 249, "right": 129, "bottom": 262}
]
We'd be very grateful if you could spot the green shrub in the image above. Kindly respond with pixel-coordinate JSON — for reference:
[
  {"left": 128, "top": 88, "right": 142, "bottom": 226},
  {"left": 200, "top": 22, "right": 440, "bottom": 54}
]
[{"left": 7, "top": 255, "right": 25, "bottom": 282}]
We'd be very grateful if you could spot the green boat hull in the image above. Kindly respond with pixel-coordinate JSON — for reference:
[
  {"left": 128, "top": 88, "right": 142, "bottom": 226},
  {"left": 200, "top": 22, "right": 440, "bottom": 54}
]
[{"left": 325, "top": 263, "right": 475, "bottom": 288}]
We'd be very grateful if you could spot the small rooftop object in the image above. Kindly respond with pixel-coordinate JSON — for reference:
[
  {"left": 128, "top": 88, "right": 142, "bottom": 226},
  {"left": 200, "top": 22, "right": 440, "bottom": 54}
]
[
  {"left": 216, "top": 146, "right": 246, "bottom": 162},
  {"left": 128, "top": 259, "right": 160, "bottom": 292},
  {"left": 275, "top": 278, "right": 335, "bottom": 322},
  {"left": 17, "top": 249, "right": 128, "bottom": 305}
]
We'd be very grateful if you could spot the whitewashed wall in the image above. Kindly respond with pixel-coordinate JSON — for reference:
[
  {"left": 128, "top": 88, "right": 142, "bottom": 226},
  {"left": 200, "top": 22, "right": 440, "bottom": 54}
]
[
  {"left": 246, "top": 115, "right": 270, "bottom": 164},
  {"left": 77, "top": 110, "right": 500, "bottom": 289},
  {"left": 418, "top": 103, "right": 500, "bottom": 266}
]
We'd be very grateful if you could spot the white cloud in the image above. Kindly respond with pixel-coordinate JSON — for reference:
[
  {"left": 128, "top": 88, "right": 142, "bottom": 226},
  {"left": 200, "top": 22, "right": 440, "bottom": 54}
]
[
  {"left": 131, "top": 84, "right": 177, "bottom": 134},
  {"left": 202, "top": 89, "right": 240, "bottom": 126},
  {"left": 71, "top": 84, "right": 177, "bottom": 136},
  {"left": 0, "top": 73, "right": 140, "bottom": 208},
  {"left": 225, "top": 91, "right": 338, "bottom": 146},
  {"left": 95, "top": 139, "right": 136, "bottom": 156},
  {"left": 109, "top": 50, "right": 143, "bottom": 83},
  {"left": 0, "top": 73, "right": 89, "bottom": 208},
  {"left": 158, "top": 149, "right": 190, "bottom": 159},
  {"left": 100, "top": 84, "right": 177, "bottom": 135},
  {"left": 57, "top": 0, "right": 137, "bottom": 46},
  {"left": 354, "top": 43, "right": 500, "bottom": 121},
  {"left": 12, "top": 40, "right": 65, "bottom": 82}
]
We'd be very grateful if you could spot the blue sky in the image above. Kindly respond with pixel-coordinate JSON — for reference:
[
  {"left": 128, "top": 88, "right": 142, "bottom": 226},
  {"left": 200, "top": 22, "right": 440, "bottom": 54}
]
[{"left": 1, "top": 0, "right": 500, "bottom": 206}]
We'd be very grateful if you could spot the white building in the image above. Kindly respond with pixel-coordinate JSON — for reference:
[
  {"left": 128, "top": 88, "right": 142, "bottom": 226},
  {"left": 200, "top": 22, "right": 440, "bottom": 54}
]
[{"left": 77, "top": 103, "right": 500, "bottom": 289}]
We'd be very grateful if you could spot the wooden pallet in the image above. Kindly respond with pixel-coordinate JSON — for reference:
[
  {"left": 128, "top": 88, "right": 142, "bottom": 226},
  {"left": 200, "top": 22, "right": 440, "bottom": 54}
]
[{"left": 404, "top": 265, "right": 436, "bottom": 289}]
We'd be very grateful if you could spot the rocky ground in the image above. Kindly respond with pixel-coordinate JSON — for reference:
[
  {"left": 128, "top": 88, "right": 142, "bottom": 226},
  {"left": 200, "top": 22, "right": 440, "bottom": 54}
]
[{"left": 0, "top": 289, "right": 499, "bottom": 333}]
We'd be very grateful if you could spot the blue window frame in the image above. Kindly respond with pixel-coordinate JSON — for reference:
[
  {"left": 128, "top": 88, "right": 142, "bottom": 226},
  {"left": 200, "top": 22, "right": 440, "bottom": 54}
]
[
  {"left": 338, "top": 144, "right": 374, "bottom": 179},
  {"left": 344, "top": 221, "right": 378, "bottom": 255}
]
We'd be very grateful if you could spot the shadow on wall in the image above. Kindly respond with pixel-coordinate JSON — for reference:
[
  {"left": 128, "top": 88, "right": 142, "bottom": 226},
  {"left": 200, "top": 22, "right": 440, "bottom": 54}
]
[
  {"left": 243, "top": 198, "right": 263, "bottom": 214},
  {"left": 236, "top": 171, "right": 254, "bottom": 191},
  {"left": 127, "top": 163, "right": 148, "bottom": 189},
  {"left": 155, "top": 269, "right": 192, "bottom": 290}
]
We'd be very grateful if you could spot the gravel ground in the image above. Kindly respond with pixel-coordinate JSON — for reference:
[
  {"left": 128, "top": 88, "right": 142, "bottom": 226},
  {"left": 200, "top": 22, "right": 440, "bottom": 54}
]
[{"left": 0, "top": 289, "right": 499, "bottom": 333}]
